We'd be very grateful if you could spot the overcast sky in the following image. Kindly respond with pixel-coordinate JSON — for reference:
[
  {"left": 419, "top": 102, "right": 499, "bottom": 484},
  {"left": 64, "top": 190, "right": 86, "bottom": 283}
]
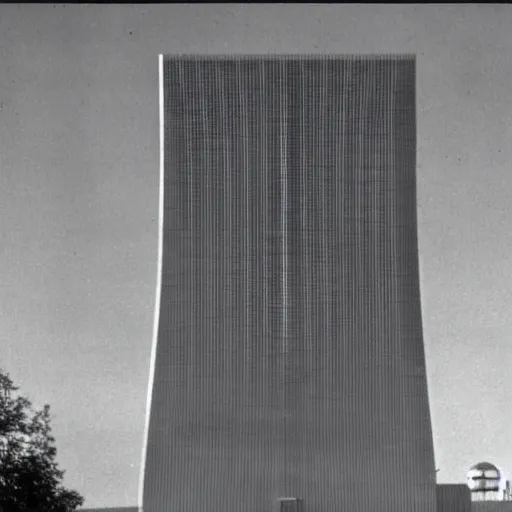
[{"left": 1, "top": 4, "right": 511, "bottom": 508}]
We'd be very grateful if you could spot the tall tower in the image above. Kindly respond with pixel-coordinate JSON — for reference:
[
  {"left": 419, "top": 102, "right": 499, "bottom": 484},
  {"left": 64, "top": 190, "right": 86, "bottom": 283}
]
[{"left": 140, "top": 54, "right": 437, "bottom": 512}]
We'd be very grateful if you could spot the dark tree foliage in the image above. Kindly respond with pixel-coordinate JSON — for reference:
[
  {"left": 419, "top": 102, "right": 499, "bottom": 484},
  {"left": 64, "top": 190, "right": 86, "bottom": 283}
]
[{"left": 0, "top": 370, "right": 84, "bottom": 512}]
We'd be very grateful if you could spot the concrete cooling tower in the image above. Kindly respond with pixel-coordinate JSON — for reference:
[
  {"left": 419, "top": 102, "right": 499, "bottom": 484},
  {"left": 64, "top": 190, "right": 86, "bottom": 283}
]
[{"left": 140, "top": 54, "right": 437, "bottom": 512}]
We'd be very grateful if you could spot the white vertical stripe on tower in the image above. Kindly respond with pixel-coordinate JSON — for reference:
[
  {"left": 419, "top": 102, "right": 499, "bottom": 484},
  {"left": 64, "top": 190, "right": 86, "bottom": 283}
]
[
  {"left": 279, "top": 58, "right": 289, "bottom": 494},
  {"left": 259, "top": 59, "right": 272, "bottom": 501},
  {"left": 300, "top": 60, "right": 310, "bottom": 485},
  {"left": 198, "top": 59, "right": 211, "bottom": 367},
  {"left": 215, "top": 64, "right": 231, "bottom": 376},
  {"left": 390, "top": 60, "right": 399, "bottom": 361},
  {"left": 261, "top": 63, "right": 268, "bottom": 371},
  {"left": 138, "top": 53, "right": 165, "bottom": 511},
  {"left": 280, "top": 61, "right": 288, "bottom": 357},
  {"left": 320, "top": 59, "right": 329, "bottom": 400},
  {"left": 239, "top": 62, "right": 250, "bottom": 366}
]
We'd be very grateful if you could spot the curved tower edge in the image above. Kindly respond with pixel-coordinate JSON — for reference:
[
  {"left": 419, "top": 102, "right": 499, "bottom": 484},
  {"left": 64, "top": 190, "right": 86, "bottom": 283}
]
[
  {"left": 138, "top": 53, "right": 165, "bottom": 511},
  {"left": 412, "top": 57, "right": 437, "bottom": 478}
]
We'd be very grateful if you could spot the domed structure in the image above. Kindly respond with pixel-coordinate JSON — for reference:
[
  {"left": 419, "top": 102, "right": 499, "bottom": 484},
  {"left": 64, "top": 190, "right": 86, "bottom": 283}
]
[
  {"left": 467, "top": 462, "right": 502, "bottom": 501},
  {"left": 470, "top": 462, "right": 501, "bottom": 473}
]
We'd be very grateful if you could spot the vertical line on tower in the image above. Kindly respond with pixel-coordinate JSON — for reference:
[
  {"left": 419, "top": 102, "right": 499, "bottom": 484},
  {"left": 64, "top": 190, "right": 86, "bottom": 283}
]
[{"left": 138, "top": 53, "right": 165, "bottom": 511}]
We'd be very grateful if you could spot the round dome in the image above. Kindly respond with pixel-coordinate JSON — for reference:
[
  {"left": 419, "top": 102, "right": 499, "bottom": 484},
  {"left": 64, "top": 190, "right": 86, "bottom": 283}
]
[
  {"left": 470, "top": 462, "right": 501, "bottom": 473},
  {"left": 467, "top": 462, "right": 501, "bottom": 492}
]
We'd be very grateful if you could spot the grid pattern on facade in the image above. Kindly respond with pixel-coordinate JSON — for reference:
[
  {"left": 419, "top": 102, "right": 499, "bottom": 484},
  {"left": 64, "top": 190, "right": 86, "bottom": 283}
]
[{"left": 142, "top": 54, "right": 437, "bottom": 512}]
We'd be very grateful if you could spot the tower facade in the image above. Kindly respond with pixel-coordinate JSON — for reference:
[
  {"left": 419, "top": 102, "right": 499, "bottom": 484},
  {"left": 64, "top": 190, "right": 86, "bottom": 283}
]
[{"left": 141, "top": 54, "right": 437, "bottom": 512}]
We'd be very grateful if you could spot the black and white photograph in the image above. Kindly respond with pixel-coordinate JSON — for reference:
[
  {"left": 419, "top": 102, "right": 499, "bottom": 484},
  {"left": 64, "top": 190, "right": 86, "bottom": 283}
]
[{"left": 1, "top": 5, "right": 511, "bottom": 512}]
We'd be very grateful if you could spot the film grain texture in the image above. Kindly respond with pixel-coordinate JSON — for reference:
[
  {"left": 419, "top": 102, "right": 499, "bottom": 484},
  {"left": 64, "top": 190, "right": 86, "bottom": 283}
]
[{"left": 142, "top": 55, "right": 437, "bottom": 512}]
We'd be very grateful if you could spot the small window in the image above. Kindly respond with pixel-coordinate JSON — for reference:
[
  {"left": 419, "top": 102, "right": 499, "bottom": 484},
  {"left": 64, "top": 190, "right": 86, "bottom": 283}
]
[{"left": 278, "top": 497, "right": 304, "bottom": 512}]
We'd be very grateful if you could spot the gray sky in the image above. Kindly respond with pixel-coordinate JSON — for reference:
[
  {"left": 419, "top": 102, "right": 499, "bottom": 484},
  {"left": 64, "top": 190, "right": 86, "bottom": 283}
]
[{"left": 1, "top": 4, "right": 511, "bottom": 508}]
